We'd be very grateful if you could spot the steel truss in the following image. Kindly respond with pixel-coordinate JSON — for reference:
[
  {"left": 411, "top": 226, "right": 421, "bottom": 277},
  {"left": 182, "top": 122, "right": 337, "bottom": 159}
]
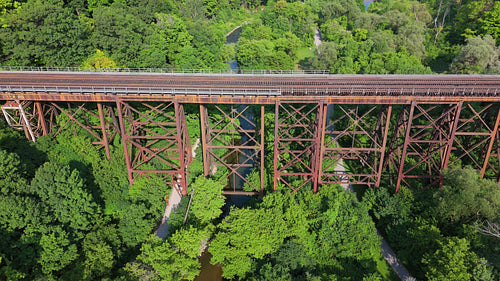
[
  {"left": 391, "top": 102, "right": 462, "bottom": 191},
  {"left": 200, "top": 104, "right": 264, "bottom": 194},
  {"left": 116, "top": 100, "right": 191, "bottom": 195},
  {"left": 2, "top": 100, "right": 38, "bottom": 141},
  {"left": 1, "top": 101, "right": 61, "bottom": 141},
  {"left": 3, "top": 99, "right": 500, "bottom": 195},
  {"left": 320, "top": 105, "right": 391, "bottom": 187},
  {"left": 449, "top": 103, "right": 500, "bottom": 180},
  {"left": 1, "top": 100, "right": 117, "bottom": 159},
  {"left": 273, "top": 101, "right": 323, "bottom": 193},
  {"left": 48, "top": 102, "right": 118, "bottom": 159}
]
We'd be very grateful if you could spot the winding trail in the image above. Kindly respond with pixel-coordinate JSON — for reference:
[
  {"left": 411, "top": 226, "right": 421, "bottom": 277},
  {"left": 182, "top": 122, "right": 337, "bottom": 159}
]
[
  {"left": 155, "top": 132, "right": 415, "bottom": 280},
  {"left": 155, "top": 138, "right": 201, "bottom": 239},
  {"left": 335, "top": 159, "right": 415, "bottom": 281}
]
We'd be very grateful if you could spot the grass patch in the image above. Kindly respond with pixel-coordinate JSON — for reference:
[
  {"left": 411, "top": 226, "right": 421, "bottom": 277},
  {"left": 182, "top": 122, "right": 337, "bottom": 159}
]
[
  {"left": 296, "top": 46, "right": 316, "bottom": 61},
  {"left": 376, "top": 255, "right": 400, "bottom": 281}
]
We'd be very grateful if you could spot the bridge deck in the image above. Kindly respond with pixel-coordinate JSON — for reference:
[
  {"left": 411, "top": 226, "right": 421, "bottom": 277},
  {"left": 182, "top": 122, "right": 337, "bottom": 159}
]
[{"left": 0, "top": 71, "right": 499, "bottom": 104}]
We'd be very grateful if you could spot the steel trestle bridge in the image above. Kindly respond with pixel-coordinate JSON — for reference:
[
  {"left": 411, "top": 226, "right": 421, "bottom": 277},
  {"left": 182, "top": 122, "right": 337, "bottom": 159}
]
[{"left": 1, "top": 70, "right": 499, "bottom": 195}]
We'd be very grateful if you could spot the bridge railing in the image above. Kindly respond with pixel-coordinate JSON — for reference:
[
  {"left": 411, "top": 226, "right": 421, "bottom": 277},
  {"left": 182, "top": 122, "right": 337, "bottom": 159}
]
[
  {"left": 0, "top": 85, "right": 282, "bottom": 96},
  {"left": 0, "top": 66, "right": 330, "bottom": 75}
]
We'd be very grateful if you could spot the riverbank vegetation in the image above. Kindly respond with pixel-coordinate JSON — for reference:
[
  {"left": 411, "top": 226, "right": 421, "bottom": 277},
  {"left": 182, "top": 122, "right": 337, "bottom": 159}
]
[
  {"left": 0, "top": 0, "right": 498, "bottom": 73},
  {"left": 362, "top": 168, "right": 500, "bottom": 280},
  {"left": 0, "top": 104, "right": 398, "bottom": 280},
  {"left": 1, "top": 0, "right": 500, "bottom": 280},
  {"left": 2, "top": 102, "right": 499, "bottom": 280}
]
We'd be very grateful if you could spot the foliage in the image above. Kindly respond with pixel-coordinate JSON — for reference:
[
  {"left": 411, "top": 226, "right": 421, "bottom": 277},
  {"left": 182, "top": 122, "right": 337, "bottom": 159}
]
[
  {"left": 30, "top": 163, "right": 97, "bottom": 234},
  {"left": 0, "top": 0, "right": 92, "bottom": 66},
  {"left": 422, "top": 237, "right": 476, "bottom": 281},
  {"left": 81, "top": 49, "right": 118, "bottom": 70},
  {"left": 210, "top": 186, "right": 384, "bottom": 280},
  {"left": 127, "top": 226, "right": 211, "bottom": 281},
  {"left": 450, "top": 35, "right": 499, "bottom": 74},
  {"left": 189, "top": 175, "right": 225, "bottom": 224},
  {"left": 435, "top": 167, "right": 500, "bottom": 225}
]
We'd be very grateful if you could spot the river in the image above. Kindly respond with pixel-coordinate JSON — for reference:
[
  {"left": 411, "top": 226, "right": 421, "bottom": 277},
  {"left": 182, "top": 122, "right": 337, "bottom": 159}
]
[{"left": 364, "top": 0, "right": 374, "bottom": 10}]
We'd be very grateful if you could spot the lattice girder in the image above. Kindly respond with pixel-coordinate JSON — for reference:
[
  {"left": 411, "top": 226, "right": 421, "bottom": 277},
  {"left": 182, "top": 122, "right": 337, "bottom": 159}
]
[
  {"left": 320, "top": 104, "right": 391, "bottom": 187},
  {"left": 50, "top": 102, "right": 118, "bottom": 159},
  {"left": 116, "top": 100, "right": 191, "bottom": 195},
  {"left": 395, "top": 102, "right": 461, "bottom": 191},
  {"left": 200, "top": 104, "right": 264, "bottom": 194},
  {"left": 274, "top": 102, "right": 323, "bottom": 193},
  {"left": 449, "top": 103, "right": 500, "bottom": 179}
]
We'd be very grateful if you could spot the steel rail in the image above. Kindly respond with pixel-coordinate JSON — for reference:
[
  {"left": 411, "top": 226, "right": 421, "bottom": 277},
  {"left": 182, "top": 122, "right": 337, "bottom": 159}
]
[{"left": 1, "top": 71, "right": 499, "bottom": 104}]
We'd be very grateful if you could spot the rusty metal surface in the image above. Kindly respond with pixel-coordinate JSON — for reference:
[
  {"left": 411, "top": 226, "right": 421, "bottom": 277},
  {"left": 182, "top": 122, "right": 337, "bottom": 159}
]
[
  {"left": 200, "top": 104, "right": 264, "bottom": 193},
  {"left": 1, "top": 72, "right": 499, "bottom": 104},
  {"left": 2, "top": 72, "right": 500, "bottom": 194},
  {"left": 115, "top": 100, "right": 190, "bottom": 195}
]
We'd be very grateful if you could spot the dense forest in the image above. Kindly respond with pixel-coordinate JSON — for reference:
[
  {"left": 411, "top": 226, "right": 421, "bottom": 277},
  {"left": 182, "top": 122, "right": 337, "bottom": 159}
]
[
  {"left": 0, "top": 103, "right": 499, "bottom": 280},
  {"left": 0, "top": 0, "right": 499, "bottom": 73},
  {"left": 1, "top": 0, "right": 500, "bottom": 280}
]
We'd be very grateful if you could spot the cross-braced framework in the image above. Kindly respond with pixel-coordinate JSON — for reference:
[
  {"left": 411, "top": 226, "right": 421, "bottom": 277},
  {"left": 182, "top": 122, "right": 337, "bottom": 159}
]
[
  {"left": 320, "top": 105, "right": 392, "bottom": 187},
  {"left": 200, "top": 104, "right": 264, "bottom": 194},
  {"left": 394, "top": 102, "right": 462, "bottom": 192},
  {"left": 116, "top": 100, "right": 191, "bottom": 195},
  {"left": 274, "top": 101, "right": 323, "bottom": 193},
  {"left": 49, "top": 102, "right": 118, "bottom": 159},
  {"left": 1, "top": 100, "right": 37, "bottom": 141},
  {"left": 1, "top": 101, "right": 61, "bottom": 140},
  {"left": 448, "top": 102, "right": 500, "bottom": 180}
]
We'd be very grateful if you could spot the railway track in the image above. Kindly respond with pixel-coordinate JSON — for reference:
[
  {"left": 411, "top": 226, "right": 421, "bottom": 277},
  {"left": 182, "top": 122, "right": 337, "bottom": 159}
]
[{"left": 0, "top": 72, "right": 499, "bottom": 94}]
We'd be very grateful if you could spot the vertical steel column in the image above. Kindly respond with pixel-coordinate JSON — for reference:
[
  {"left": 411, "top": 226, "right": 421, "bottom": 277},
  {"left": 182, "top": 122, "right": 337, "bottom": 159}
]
[
  {"left": 318, "top": 103, "right": 328, "bottom": 193},
  {"left": 34, "top": 101, "right": 49, "bottom": 136},
  {"left": 273, "top": 101, "right": 280, "bottom": 191},
  {"left": 175, "top": 101, "right": 187, "bottom": 196},
  {"left": 442, "top": 102, "right": 462, "bottom": 169},
  {"left": 260, "top": 105, "right": 265, "bottom": 193},
  {"left": 97, "top": 102, "right": 111, "bottom": 160},
  {"left": 311, "top": 101, "right": 324, "bottom": 193},
  {"left": 116, "top": 100, "right": 134, "bottom": 184},
  {"left": 481, "top": 105, "right": 500, "bottom": 177},
  {"left": 396, "top": 102, "right": 416, "bottom": 193},
  {"left": 376, "top": 105, "right": 392, "bottom": 187},
  {"left": 200, "top": 104, "right": 211, "bottom": 177}
]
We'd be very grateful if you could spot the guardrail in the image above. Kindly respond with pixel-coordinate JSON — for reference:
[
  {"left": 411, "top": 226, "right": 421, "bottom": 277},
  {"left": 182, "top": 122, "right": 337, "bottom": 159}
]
[
  {"left": 0, "top": 66, "right": 330, "bottom": 75},
  {"left": 0, "top": 86, "right": 282, "bottom": 96}
]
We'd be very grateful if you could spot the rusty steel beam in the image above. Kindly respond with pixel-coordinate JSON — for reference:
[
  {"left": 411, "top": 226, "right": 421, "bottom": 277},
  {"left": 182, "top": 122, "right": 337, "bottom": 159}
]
[
  {"left": 260, "top": 105, "right": 265, "bottom": 195},
  {"left": 115, "top": 100, "right": 189, "bottom": 194},
  {"left": 376, "top": 105, "right": 392, "bottom": 187},
  {"left": 395, "top": 102, "right": 461, "bottom": 192},
  {"left": 481, "top": 105, "right": 500, "bottom": 177},
  {"left": 274, "top": 101, "right": 321, "bottom": 193},
  {"left": 4, "top": 90, "right": 500, "bottom": 104},
  {"left": 200, "top": 104, "right": 211, "bottom": 177},
  {"left": 320, "top": 105, "right": 391, "bottom": 187},
  {"left": 200, "top": 104, "right": 264, "bottom": 194},
  {"left": 34, "top": 101, "right": 48, "bottom": 136}
]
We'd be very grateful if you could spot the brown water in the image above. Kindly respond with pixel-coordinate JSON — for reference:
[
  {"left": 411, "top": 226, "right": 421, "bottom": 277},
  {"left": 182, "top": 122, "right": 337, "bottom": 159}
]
[{"left": 193, "top": 250, "right": 223, "bottom": 281}]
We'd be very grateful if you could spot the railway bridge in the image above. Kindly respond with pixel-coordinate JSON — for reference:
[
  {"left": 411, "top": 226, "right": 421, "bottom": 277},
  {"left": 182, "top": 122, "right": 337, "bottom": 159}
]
[{"left": 1, "top": 69, "right": 499, "bottom": 195}]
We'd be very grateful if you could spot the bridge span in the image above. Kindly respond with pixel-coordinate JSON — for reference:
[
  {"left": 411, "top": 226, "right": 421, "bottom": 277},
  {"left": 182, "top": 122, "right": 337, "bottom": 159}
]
[{"left": 1, "top": 71, "right": 500, "bottom": 195}]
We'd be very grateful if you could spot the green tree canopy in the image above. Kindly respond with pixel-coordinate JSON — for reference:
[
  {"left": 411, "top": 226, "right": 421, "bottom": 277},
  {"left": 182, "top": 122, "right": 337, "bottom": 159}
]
[{"left": 0, "top": 0, "right": 92, "bottom": 66}]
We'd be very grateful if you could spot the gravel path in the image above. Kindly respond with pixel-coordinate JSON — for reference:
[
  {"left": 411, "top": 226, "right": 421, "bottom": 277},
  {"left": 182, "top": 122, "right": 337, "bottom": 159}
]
[
  {"left": 155, "top": 187, "right": 182, "bottom": 239},
  {"left": 156, "top": 138, "right": 201, "bottom": 240},
  {"left": 314, "top": 29, "right": 322, "bottom": 49}
]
